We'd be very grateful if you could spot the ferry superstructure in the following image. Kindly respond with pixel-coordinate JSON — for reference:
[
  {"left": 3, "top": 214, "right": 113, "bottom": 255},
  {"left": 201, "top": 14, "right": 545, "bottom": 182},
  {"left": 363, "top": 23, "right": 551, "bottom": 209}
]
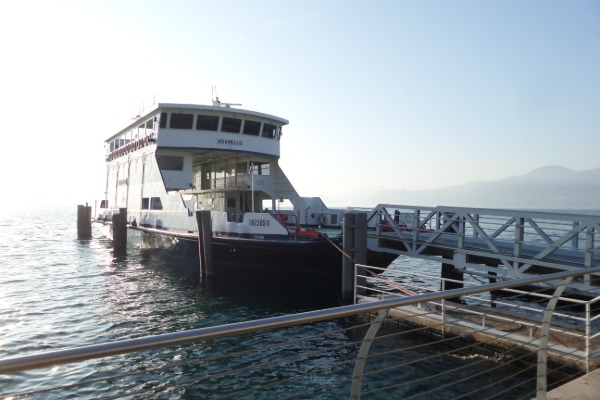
[
  {"left": 99, "top": 99, "right": 342, "bottom": 230},
  {"left": 96, "top": 99, "right": 396, "bottom": 275}
]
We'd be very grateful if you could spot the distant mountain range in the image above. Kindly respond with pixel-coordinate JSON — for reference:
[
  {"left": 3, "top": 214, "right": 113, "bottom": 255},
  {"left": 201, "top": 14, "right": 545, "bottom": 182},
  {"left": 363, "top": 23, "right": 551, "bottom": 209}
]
[{"left": 352, "top": 166, "right": 600, "bottom": 210}]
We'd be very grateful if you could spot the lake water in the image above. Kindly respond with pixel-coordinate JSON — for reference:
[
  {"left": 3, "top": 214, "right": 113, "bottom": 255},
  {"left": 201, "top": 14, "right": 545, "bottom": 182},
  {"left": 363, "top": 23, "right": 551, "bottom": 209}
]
[{"left": 0, "top": 206, "right": 571, "bottom": 398}]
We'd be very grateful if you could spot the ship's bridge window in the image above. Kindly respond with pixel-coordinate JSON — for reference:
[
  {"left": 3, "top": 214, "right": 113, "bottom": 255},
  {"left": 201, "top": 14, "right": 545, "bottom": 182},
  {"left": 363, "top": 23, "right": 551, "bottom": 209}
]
[
  {"left": 142, "top": 197, "right": 149, "bottom": 210},
  {"left": 222, "top": 117, "right": 241, "bottom": 133},
  {"left": 196, "top": 115, "right": 219, "bottom": 131},
  {"left": 262, "top": 124, "right": 281, "bottom": 139},
  {"left": 170, "top": 113, "right": 194, "bottom": 129},
  {"left": 159, "top": 112, "right": 167, "bottom": 128},
  {"left": 243, "top": 120, "right": 261, "bottom": 136},
  {"left": 156, "top": 155, "right": 184, "bottom": 171}
]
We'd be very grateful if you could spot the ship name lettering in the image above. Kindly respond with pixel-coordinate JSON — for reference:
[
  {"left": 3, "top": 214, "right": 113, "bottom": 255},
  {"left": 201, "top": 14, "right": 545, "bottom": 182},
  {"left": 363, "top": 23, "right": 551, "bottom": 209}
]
[
  {"left": 249, "top": 219, "right": 270, "bottom": 227},
  {"left": 217, "top": 139, "right": 243, "bottom": 146}
]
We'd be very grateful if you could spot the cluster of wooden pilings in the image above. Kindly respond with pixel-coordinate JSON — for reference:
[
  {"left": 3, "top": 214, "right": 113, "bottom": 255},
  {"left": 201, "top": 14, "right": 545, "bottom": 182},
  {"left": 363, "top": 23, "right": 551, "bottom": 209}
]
[
  {"left": 77, "top": 205, "right": 128, "bottom": 252},
  {"left": 78, "top": 206, "right": 216, "bottom": 280}
]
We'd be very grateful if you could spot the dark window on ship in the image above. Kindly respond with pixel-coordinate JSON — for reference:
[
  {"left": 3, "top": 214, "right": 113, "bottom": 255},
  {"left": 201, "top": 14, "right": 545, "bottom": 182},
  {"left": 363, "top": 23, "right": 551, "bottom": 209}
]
[
  {"left": 145, "top": 119, "right": 153, "bottom": 129},
  {"left": 222, "top": 117, "right": 241, "bottom": 133},
  {"left": 170, "top": 113, "right": 194, "bottom": 129},
  {"left": 227, "top": 198, "right": 236, "bottom": 208},
  {"left": 243, "top": 120, "right": 261, "bottom": 136},
  {"left": 258, "top": 162, "right": 270, "bottom": 175},
  {"left": 151, "top": 197, "right": 163, "bottom": 210},
  {"left": 156, "top": 155, "right": 184, "bottom": 171},
  {"left": 100, "top": 200, "right": 108, "bottom": 208},
  {"left": 262, "top": 123, "right": 276, "bottom": 138},
  {"left": 196, "top": 115, "right": 219, "bottom": 131},
  {"left": 141, "top": 197, "right": 149, "bottom": 210},
  {"left": 159, "top": 113, "right": 167, "bottom": 128}
]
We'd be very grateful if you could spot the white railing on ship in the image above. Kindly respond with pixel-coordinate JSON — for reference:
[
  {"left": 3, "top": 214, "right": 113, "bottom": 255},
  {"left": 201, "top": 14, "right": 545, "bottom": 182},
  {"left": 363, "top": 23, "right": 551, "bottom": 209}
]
[{"left": 1, "top": 268, "right": 599, "bottom": 399}]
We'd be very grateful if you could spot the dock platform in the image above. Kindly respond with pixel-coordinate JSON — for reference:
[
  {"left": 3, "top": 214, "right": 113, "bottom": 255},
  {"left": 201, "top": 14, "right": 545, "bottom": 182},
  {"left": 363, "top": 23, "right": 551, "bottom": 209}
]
[
  {"left": 358, "top": 296, "right": 600, "bottom": 372},
  {"left": 547, "top": 367, "right": 600, "bottom": 399}
]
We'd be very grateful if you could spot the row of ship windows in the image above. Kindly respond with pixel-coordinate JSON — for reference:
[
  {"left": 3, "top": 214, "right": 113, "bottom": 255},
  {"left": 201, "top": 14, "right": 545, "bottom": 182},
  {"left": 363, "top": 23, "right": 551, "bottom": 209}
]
[
  {"left": 108, "top": 111, "right": 281, "bottom": 152},
  {"left": 99, "top": 197, "right": 163, "bottom": 210},
  {"left": 160, "top": 112, "right": 282, "bottom": 139}
]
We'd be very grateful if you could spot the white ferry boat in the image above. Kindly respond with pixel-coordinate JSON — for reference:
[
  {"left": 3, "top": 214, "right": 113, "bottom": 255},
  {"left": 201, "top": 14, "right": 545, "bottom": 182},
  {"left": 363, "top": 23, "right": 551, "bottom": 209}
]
[{"left": 95, "top": 98, "right": 396, "bottom": 277}]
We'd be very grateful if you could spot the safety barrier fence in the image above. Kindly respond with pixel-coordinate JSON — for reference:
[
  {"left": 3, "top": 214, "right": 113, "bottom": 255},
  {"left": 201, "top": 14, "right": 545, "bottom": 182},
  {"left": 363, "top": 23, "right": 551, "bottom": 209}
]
[{"left": 1, "top": 268, "right": 599, "bottom": 399}]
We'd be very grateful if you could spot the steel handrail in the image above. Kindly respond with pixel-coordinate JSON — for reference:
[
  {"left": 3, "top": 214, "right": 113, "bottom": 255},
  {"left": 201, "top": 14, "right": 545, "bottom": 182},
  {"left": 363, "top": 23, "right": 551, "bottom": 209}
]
[{"left": 2, "top": 267, "right": 599, "bottom": 375}]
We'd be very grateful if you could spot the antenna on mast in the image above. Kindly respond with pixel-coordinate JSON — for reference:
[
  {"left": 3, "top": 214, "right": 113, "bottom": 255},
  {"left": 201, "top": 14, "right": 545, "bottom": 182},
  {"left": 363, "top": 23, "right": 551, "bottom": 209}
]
[{"left": 211, "top": 86, "right": 241, "bottom": 108}]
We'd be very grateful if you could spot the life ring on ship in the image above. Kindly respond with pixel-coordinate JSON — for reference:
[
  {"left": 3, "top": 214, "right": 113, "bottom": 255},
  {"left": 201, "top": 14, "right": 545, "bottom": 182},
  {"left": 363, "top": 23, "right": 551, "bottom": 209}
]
[{"left": 317, "top": 214, "right": 326, "bottom": 225}]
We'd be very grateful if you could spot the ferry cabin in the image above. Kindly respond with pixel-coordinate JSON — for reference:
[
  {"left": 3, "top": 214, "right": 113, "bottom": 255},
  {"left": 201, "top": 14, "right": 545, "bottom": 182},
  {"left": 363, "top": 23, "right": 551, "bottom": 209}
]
[{"left": 99, "top": 101, "right": 340, "bottom": 233}]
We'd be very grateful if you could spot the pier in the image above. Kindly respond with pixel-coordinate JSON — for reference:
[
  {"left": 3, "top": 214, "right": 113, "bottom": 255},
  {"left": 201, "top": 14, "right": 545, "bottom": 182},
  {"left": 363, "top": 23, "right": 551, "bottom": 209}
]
[{"left": 361, "top": 204, "right": 600, "bottom": 296}]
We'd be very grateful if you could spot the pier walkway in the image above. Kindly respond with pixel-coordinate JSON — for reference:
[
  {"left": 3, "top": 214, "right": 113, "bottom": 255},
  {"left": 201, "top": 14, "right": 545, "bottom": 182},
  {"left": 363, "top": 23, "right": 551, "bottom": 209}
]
[{"left": 365, "top": 205, "right": 600, "bottom": 295}]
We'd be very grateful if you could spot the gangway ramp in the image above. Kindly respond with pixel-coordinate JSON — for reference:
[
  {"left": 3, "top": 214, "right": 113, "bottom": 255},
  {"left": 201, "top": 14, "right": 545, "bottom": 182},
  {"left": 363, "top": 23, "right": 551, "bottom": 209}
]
[{"left": 366, "top": 205, "right": 600, "bottom": 295}]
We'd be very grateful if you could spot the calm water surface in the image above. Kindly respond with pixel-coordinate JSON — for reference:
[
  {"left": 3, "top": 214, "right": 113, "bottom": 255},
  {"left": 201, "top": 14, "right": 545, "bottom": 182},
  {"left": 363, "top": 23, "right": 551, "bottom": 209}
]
[{"left": 0, "top": 207, "right": 547, "bottom": 398}]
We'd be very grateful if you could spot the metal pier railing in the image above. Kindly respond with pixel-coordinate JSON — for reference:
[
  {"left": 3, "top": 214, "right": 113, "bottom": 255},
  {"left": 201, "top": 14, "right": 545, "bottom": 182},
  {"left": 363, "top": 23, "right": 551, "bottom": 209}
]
[
  {"left": 1, "top": 268, "right": 600, "bottom": 399},
  {"left": 367, "top": 205, "right": 600, "bottom": 294}
]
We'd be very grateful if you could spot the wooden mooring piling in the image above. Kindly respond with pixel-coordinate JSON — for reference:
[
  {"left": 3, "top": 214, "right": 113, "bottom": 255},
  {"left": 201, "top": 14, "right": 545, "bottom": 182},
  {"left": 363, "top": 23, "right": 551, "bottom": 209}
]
[
  {"left": 112, "top": 208, "right": 128, "bottom": 253},
  {"left": 342, "top": 211, "right": 367, "bottom": 304},
  {"left": 196, "top": 210, "right": 214, "bottom": 280},
  {"left": 76, "top": 204, "right": 92, "bottom": 240}
]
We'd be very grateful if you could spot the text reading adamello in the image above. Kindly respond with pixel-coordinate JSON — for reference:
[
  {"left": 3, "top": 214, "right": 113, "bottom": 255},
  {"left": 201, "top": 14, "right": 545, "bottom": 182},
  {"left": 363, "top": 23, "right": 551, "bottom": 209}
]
[
  {"left": 249, "top": 219, "right": 270, "bottom": 227},
  {"left": 217, "top": 139, "right": 243, "bottom": 146}
]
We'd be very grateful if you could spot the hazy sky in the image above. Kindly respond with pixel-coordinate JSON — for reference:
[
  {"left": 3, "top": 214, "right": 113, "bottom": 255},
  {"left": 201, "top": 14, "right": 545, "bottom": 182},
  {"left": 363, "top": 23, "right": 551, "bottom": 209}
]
[{"left": 1, "top": 0, "right": 598, "bottom": 208}]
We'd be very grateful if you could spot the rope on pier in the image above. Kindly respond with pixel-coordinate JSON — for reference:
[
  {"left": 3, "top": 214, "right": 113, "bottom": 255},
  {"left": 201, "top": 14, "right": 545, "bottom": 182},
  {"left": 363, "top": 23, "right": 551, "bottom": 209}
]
[
  {"left": 366, "top": 269, "right": 419, "bottom": 296},
  {"left": 323, "top": 234, "right": 354, "bottom": 262}
]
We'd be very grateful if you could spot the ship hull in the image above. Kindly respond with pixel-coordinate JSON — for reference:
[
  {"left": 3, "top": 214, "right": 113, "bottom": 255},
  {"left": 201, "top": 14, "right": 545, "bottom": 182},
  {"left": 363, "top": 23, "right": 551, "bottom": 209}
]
[{"left": 100, "top": 222, "right": 396, "bottom": 282}]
